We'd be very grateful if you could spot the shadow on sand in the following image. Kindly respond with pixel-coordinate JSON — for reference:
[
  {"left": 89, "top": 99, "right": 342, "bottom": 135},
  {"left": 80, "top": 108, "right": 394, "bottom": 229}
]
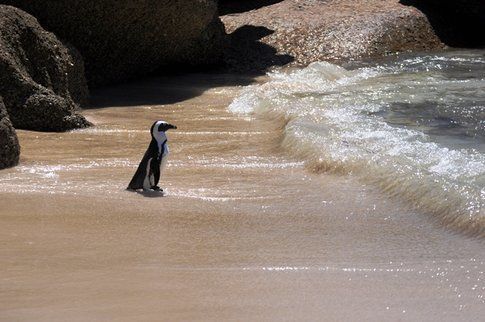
[
  {"left": 126, "top": 189, "right": 166, "bottom": 198},
  {"left": 87, "top": 72, "right": 256, "bottom": 108},
  {"left": 88, "top": 25, "right": 293, "bottom": 109}
]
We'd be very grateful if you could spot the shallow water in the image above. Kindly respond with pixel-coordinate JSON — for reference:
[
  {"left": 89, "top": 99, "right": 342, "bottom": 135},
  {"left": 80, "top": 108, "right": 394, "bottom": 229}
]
[
  {"left": 230, "top": 50, "right": 485, "bottom": 236},
  {"left": 0, "top": 71, "right": 484, "bottom": 321}
]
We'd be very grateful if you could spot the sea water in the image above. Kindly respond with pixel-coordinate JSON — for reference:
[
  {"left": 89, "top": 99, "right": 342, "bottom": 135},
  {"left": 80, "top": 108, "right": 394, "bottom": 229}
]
[
  {"left": 230, "top": 50, "right": 485, "bottom": 236},
  {"left": 1, "top": 65, "right": 485, "bottom": 320}
]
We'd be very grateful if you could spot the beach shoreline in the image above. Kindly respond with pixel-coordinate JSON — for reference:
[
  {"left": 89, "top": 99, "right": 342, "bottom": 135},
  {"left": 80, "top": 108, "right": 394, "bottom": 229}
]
[{"left": 0, "top": 72, "right": 484, "bottom": 321}]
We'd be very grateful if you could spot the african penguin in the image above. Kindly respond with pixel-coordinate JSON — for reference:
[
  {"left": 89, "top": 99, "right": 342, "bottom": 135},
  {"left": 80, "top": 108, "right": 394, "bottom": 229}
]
[{"left": 127, "top": 120, "right": 177, "bottom": 192}]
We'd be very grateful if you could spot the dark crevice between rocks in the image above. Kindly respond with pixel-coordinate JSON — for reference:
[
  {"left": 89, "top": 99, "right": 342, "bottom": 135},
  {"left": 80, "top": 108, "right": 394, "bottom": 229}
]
[
  {"left": 219, "top": 0, "right": 284, "bottom": 15},
  {"left": 400, "top": 0, "right": 485, "bottom": 48},
  {"left": 223, "top": 25, "right": 294, "bottom": 74}
]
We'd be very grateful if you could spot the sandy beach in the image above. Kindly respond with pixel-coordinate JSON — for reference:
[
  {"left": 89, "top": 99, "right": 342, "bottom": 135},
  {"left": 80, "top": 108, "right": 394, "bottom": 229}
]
[{"left": 0, "top": 73, "right": 484, "bottom": 321}]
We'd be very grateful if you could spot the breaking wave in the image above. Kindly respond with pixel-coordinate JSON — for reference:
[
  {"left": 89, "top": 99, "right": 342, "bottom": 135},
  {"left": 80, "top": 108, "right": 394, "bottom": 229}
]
[{"left": 229, "top": 51, "right": 485, "bottom": 236}]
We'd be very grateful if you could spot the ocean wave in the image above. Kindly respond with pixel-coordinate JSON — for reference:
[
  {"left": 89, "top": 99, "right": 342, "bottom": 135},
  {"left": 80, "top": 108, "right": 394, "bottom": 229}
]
[{"left": 229, "top": 53, "right": 485, "bottom": 237}]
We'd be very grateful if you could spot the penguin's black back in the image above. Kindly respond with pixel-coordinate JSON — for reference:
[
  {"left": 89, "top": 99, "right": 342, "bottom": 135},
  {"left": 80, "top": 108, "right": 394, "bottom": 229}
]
[{"left": 127, "top": 139, "right": 161, "bottom": 190}]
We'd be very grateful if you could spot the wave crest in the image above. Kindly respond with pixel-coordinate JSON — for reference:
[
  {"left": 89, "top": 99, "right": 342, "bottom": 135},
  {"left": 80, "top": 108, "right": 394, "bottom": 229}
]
[{"left": 229, "top": 54, "right": 485, "bottom": 237}]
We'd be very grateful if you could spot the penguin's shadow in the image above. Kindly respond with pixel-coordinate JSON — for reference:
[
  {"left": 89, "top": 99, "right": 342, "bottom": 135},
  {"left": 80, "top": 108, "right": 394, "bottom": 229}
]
[
  {"left": 140, "top": 191, "right": 165, "bottom": 198},
  {"left": 127, "top": 189, "right": 166, "bottom": 198}
]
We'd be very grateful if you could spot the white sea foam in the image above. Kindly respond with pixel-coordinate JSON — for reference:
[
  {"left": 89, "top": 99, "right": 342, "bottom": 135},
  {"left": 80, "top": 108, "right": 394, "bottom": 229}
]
[{"left": 229, "top": 53, "right": 485, "bottom": 236}]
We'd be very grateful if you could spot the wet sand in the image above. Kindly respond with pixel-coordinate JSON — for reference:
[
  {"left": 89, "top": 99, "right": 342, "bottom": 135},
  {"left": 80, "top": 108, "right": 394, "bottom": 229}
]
[{"left": 0, "top": 73, "right": 484, "bottom": 321}]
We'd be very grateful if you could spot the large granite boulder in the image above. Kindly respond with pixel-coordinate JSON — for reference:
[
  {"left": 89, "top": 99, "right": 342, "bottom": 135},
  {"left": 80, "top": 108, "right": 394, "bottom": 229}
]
[
  {"left": 0, "top": 5, "right": 91, "bottom": 132},
  {"left": 221, "top": 0, "right": 444, "bottom": 72},
  {"left": 0, "top": 97, "right": 20, "bottom": 169},
  {"left": 3, "top": 0, "right": 225, "bottom": 86}
]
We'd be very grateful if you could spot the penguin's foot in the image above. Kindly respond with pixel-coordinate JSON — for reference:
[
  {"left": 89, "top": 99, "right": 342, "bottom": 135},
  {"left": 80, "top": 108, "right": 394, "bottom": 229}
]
[{"left": 151, "top": 186, "right": 163, "bottom": 192}]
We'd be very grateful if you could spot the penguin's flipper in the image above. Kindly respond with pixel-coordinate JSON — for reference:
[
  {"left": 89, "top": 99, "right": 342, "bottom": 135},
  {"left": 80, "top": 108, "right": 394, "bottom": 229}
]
[{"left": 127, "top": 149, "right": 152, "bottom": 190}]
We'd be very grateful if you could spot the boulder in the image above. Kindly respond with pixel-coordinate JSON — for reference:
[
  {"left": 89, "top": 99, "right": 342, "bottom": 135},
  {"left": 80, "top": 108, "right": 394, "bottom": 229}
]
[
  {"left": 221, "top": 0, "right": 445, "bottom": 72},
  {"left": 0, "top": 5, "right": 91, "bottom": 132},
  {"left": 3, "top": 0, "right": 225, "bottom": 86},
  {"left": 0, "top": 96, "right": 20, "bottom": 169}
]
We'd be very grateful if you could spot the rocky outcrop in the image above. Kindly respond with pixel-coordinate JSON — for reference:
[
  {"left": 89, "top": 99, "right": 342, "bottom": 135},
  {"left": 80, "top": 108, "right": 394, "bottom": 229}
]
[
  {"left": 0, "top": 5, "right": 91, "bottom": 132},
  {"left": 0, "top": 97, "right": 20, "bottom": 169},
  {"left": 3, "top": 0, "right": 225, "bottom": 86},
  {"left": 400, "top": 0, "right": 485, "bottom": 47},
  {"left": 221, "top": 0, "right": 445, "bottom": 72},
  {"left": 166, "top": 17, "right": 226, "bottom": 69}
]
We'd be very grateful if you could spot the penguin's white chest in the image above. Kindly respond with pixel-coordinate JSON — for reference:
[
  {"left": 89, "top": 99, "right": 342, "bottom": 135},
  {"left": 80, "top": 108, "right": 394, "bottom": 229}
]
[
  {"left": 154, "top": 132, "right": 168, "bottom": 157},
  {"left": 161, "top": 143, "right": 169, "bottom": 158}
]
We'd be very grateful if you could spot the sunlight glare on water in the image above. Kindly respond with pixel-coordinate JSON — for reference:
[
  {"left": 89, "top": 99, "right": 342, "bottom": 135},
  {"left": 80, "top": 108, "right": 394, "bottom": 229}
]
[{"left": 230, "top": 50, "right": 485, "bottom": 236}]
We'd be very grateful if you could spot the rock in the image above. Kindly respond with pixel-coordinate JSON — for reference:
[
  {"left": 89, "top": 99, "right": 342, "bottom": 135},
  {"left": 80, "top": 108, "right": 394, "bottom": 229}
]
[
  {"left": 4, "top": 0, "right": 225, "bottom": 86},
  {"left": 0, "top": 96, "right": 20, "bottom": 169},
  {"left": 400, "top": 0, "right": 485, "bottom": 47},
  {"left": 221, "top": 0, "right": 444, "bottom": 72},
  {"left": 0, "top": 5, "right": 91, "bottom": 132},
  {"left": 164, "top": 16, "right": 226, "bottom": 70}
]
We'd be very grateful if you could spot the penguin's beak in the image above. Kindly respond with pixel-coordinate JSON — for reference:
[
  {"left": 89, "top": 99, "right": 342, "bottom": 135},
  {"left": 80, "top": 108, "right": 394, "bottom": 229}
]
[{"left": 168, "top": 124, "right": 177, "bottom": 130}]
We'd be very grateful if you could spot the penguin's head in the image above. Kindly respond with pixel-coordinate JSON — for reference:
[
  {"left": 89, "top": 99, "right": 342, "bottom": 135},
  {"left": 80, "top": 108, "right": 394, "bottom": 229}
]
[
  {"left": 151, "top": 120, "right": 177, "bottom": 134},
  {"left": 156, "top": 121, "right": 177, "bottom": 132},
  {"left": 151, "top": 120, "right": 177, "bottom": 142}
]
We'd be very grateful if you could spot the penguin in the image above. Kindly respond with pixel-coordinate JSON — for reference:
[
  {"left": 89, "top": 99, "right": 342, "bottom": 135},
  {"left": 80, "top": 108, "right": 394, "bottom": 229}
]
[{"left": 127, "top": 120, "right": 177, "bottom": 192}]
